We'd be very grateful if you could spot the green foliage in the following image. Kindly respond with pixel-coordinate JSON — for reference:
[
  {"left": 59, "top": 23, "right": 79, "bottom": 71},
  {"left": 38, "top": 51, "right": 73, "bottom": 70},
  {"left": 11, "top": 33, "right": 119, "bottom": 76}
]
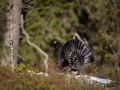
[
  {"left": 0, "top": 0, "right": 8, "bottom": 12},
  {"left": 14, "top": 84, "right": 27, "bottom": 90},
  {"left": 94, "top": 85, "right": 109, "bottom": 90},
  {"left": 94, "top": 0, "right": 120, "bottom": 68},
  {"left": 14, "top": 63, "right": 39, "bottom": 72},
  {"left": 20, "top": 0, "right": 111, "bottom": 66},
  {"left": 1, "top": 66, "right": 113, "bottom": 90},
  {"left": 0, "top": 0, "right": 120, "bottom": 89},
  {"left": 36, "top": 82, "right": 61, "bottom": 90},
  {"left": 15, "top": 63, "right": 28, "bottom": 72}
]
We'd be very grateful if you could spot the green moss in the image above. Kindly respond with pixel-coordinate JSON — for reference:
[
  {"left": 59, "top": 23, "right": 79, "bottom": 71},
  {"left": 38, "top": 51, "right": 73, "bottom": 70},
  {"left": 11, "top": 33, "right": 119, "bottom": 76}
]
[{"left": 14, "top": 63, "right": 39, "bottom": 72}]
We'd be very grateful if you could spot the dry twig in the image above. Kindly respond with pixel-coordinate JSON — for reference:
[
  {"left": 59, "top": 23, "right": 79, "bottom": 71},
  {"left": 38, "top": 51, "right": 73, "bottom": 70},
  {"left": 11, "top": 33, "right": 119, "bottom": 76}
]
[
  {"left": 73, "top": 32, "right": 89, "bottom": 47},
  {"left": 21, "top": 15, "right": 49, "bottom": 74}
]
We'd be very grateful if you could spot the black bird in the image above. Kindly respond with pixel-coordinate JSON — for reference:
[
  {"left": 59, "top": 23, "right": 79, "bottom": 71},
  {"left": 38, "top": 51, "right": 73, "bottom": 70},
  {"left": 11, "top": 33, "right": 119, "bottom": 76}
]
[{"left": 54, "top": 39, "right": 94, "bottom": 74}]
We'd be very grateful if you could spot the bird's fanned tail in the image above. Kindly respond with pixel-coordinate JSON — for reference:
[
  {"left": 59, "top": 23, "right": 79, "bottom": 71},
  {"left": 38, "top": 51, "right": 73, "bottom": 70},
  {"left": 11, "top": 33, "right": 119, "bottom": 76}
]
[
  {"left": 54, "top": 39, "right": 94, "bottom": 74},
  {"left": 61, "top": 40, "right": 94, "bottom": 66}
]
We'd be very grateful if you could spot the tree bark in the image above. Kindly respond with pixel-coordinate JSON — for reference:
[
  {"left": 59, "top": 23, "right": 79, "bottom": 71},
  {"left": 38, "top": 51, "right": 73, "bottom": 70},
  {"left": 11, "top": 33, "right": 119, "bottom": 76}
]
[{"left": 1, "top": 0, "right": 22, "bottom": 68}]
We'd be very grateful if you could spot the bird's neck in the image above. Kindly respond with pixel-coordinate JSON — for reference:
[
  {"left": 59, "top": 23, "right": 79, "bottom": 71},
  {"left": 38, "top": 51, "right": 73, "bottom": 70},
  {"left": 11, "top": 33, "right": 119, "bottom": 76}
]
[{"left": 57, "top": 47, "right": 64, "bottom": 65}]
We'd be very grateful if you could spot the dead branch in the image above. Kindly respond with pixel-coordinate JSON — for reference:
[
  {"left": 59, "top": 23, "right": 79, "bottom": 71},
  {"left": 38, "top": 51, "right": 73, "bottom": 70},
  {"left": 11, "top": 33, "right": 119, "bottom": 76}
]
[
  {"left": 108, "top": 41, "right": 120, "bottom": 72},
  {"left": 108, "top": 42, "right": 116, "bottom": 54},
  {"left": 83, "top": 38, "right": 89, "bottom": 46},
  {"left": 73, "top": 32, "right": 89, "bottom": 46},
  {"left": 21, "top": 15, "right": 49, "bottom": 74}
]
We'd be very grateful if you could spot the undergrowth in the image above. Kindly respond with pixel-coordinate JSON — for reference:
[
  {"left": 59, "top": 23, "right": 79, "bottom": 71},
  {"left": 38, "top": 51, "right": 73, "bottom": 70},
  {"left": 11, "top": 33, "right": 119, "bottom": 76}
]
[{"left": 0, "top": 63, "right": 119, "bottom": 90}]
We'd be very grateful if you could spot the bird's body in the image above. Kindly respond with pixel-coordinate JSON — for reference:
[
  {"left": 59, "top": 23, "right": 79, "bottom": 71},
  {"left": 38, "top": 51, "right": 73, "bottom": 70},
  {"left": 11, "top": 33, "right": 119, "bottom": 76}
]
[{"left": 54, "top": 39, "right": 94, "bottom": 74}]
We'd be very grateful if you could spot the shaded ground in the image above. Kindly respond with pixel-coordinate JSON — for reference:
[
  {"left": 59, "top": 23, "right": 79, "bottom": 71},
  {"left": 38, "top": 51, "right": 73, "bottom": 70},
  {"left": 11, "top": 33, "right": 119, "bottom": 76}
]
[{"left": 0, "top": 64, "right": 119, "bottom": 90}]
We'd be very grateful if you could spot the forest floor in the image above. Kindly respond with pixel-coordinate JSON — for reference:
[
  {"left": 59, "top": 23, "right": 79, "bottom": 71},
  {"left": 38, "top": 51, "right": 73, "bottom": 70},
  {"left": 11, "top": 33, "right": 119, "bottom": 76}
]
[{"left": 0, "top": 64, "right": 120, "bottom": 90}]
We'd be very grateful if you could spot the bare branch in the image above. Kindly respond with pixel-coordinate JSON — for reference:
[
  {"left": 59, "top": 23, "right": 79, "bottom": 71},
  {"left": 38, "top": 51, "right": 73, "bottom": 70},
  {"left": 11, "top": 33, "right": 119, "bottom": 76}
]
[
  {"left": 21, "top": 15, "right": 49, "bottom": 74},
  {"left": 73, "top": 32, "right": 89, "bottom": 46},
  {"left": 83, "top": 38, "right": 89, "bottom": 46},
  {"left": 108, "top": 42, "right": 116, "bottom": 54}
]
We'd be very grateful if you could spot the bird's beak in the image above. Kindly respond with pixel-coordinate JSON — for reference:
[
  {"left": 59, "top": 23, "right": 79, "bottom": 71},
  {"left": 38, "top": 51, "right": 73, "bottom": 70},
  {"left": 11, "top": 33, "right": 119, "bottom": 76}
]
[
  {"left": 54, "top": 41, "right": 57, "bottom": 44},
  {"left": 54, "top": 41, "right": 57, "bottom": 47}
]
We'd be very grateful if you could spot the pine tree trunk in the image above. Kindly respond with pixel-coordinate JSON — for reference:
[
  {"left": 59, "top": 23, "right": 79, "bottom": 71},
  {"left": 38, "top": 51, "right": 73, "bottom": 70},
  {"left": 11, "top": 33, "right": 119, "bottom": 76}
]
[{"left": 1, "top": 0, "right": 22, "bottom": 68}]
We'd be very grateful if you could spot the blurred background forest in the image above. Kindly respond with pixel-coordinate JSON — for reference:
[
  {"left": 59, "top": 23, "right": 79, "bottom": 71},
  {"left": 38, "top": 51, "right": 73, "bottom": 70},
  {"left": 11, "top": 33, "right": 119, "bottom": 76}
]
[{"left": 0, "top": 0, "right": 120, "bottom": 90}]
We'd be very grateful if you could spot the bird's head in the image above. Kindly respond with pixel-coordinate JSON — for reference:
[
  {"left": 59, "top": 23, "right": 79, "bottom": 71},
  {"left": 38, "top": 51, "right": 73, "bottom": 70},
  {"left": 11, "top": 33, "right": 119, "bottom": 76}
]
[
  {"left": 54, "top": 41, "right": 63, "bottom": 50},
  {"left": 54, "top": 41, "right": 64, "bottom": 65}
]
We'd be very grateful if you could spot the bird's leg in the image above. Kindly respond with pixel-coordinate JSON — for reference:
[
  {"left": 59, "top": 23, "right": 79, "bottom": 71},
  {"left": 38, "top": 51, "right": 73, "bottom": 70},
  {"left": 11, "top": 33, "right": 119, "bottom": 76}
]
[
  {"left": 77, "top": 66, "right": 84, "bottom": 75},
  {"left": 67, "top": 68, "right": 71, "bottom": 72},
  {"left": 58, "top": 62, "right": 62, "bottom": 70},
  {"left": 66, "top": 68, "right": 72, "bottom": 74},
  {"left": 77, "top": 66, "right": 83, "bottom": 75},
  {"left": 77, "top": 69, "right": 80, "bottom": 75}
]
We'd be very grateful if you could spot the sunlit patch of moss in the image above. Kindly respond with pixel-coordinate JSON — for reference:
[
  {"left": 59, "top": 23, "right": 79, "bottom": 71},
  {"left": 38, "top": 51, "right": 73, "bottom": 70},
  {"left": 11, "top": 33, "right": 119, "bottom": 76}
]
[{"left": 14, "top": 63, "right": 39, "bottom": 73}]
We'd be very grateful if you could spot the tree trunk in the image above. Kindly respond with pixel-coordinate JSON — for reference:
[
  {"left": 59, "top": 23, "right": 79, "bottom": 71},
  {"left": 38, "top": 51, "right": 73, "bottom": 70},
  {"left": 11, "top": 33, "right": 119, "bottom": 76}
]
[{"left": 1, "top": 0, "right": 22, "bottom": 68}]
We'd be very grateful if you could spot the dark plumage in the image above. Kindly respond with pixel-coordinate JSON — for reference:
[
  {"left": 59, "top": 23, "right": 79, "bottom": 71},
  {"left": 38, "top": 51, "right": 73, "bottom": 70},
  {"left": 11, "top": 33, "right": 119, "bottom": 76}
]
[{"left": 54, "top": 39, "right": 94, "bottom": 74}]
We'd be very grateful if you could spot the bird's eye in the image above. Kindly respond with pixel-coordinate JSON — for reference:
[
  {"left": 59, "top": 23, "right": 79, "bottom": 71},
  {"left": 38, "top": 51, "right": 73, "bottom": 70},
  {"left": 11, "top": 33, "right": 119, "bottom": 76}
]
[{"left": 57, "top": 43, "right": 62, "bottom": 47}]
